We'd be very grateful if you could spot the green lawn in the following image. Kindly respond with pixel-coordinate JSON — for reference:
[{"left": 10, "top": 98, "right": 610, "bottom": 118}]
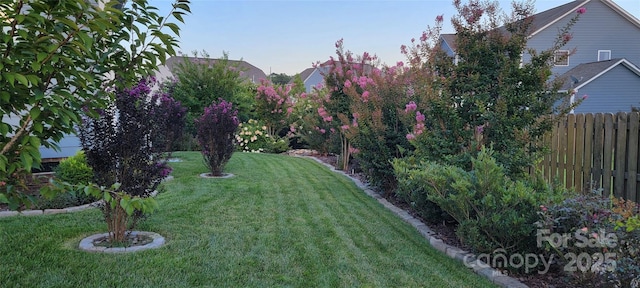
[{"left": 0, "top": 152, "right": 496, "bottom": 287}]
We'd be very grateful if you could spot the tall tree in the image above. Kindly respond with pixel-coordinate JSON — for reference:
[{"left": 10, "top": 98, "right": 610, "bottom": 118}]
[
  {"left": 403, "top": 0, "right": 583, "bottom": 177},
  {"left": 0, "top": 0, "right": 190, "bottom": 208},
  {"left": 167, "top": 50, "right": 256, "bottom": 131}
]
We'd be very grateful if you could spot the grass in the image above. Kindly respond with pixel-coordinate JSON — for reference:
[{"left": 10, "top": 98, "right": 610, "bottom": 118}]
[{"left": 0, "top": 152, "right": 496, "bottom": 287}]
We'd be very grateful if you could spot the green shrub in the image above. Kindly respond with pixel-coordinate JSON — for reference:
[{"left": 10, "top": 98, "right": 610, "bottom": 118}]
[
  {"left": 235, "top": 119, "right": 290, "bottom": 153},
  {"left": 266, "top": 137, "right": 290, "bottom": 154},
  {"left": 54, "top": 151, "right": 93, "bottom": 185},
  {"left": 392, "top": 158, "right": 455, "bottom": 224},
  {"left": 37, "top": 190, "right": 96, "bottom": 210},
  {"left": 41, "top": 151, "right": 97, "bottom": 209},
  {"left": 395, "top": 147, "right": 565, "bottom": 260}
]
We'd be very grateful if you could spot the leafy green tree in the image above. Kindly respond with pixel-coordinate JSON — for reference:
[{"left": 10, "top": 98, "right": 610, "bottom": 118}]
[
  {"left": 167, "top": 50, "right": 256, "bottom": 133},
  {"left": 403, "top": 0, "right": 583, "bottom": 178},
  {"left": 0, "top": 0, "right": 190, "bottom": 208},
  {"left": 269, "top": 73, "right": 292, "bottom": 86},
  {"left": 290, "top": 73, "right": 306, "bottom": 96}
]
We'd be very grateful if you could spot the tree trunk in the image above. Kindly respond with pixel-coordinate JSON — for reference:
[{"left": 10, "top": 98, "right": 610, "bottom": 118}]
[
  {"left": 340, "top": 134, "right": 351, "bottom": 171},
  {"left": 105, "top": 199, "right": 128, "bottom": 243}
]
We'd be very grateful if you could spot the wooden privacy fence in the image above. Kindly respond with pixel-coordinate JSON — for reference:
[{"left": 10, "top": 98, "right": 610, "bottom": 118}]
[{"left": 536, "top": 112, "right": 640, "bottom": 201}]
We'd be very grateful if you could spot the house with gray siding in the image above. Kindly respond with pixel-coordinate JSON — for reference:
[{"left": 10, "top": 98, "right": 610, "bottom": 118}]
[
  {"left": 440, "top": 0, "right": 640, "bottom": 113},
  {"left": 293, "top": 60, "right": 377, "bottom": 93},
  {"left": 292, "top": 62, "right": 331, "bottom": 93},
  {"left": 558, "top": 58, "right": 640, "bottom": 113}
]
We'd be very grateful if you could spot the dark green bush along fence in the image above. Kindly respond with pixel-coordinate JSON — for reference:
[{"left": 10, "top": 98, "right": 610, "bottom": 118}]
[{"left": 535, "top": 112, "right": 640, "bottom": 200}]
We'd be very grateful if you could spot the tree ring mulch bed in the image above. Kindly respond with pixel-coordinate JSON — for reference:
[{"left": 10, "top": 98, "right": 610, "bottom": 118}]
[{"left": 79, "top": 231, "right": 165, "bottom": 253}]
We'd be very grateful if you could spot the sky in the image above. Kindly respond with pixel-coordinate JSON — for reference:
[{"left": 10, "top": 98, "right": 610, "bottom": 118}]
[{"left": 152, "top": 0, "right": 640, "bottom": 76}]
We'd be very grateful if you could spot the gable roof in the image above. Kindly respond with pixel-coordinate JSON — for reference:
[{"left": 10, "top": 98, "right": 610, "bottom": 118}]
[
  {"left": 163, "top": 56, "right": 268, "bottom": 84},
  {"left": 441, "top": 0, "right": 640, "bottom": 51},
  {"left": 293, "top": 60, "right": 378, "bottom": 84},
  {"left": 529, "top": 0, "right": 640, "bottom": 36},
  {"left": 558, "top": 58, "right": 640, "bottom": 91},
  {"left": 298, "top": 67, "right": 315, "bottom": 83},
  {"left": 440, "top": 33, "right": 458, "bottom": 52}
]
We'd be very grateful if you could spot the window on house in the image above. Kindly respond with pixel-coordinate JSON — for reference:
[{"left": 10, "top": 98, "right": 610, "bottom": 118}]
[
  {"left": 554, "top": 50, "right": 569, "bottom": 66},
  {"left": 598, "top": 50, "right": 611, "bottom": 61}
]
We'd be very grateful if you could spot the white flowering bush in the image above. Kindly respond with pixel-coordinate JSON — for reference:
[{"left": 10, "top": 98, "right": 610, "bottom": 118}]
[{"left": 235, "top": 119, "right": 289, "bottom": 153}]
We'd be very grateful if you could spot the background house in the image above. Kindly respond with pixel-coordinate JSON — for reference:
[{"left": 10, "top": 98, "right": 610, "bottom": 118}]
[
  {"left": 291, "top": 62, "right": 331, "bottom": 93},
  {"left": 292, "top": 60, "right": 377, "bottom": 93},
  {"left": 559, "top": 58, "right": 640, "bottom": 113},
  {"left": 439, "top": 0, "right": 640, "bottom": 113},
  {"left": 155, "top": 56, "right": 268, "bottom": 84}
]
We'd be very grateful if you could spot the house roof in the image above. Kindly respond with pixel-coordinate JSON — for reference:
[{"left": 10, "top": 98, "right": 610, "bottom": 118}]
[
  {"left": 163, "top": 56, "right": 268, "bottom": 84},
  {"left": 441, "top": 0, "right": 640, "bottom": 50},
  {"left": 529, "top": 0, "right": 640, "bottom": 36},
  {"left": 297, "top": 67, "right": 315, "bottom": 83},
  {"left": 293, "top": 60, "right": 377, "bottom": 84},
  {"left": 440, "top": 33, "right": 458, "bottom": 52},
  {"left": 558, "top": 58, "right": 640, "bottom": 91}
]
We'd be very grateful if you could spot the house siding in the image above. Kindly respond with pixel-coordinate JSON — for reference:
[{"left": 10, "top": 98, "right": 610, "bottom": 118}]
[
  {"left": 440, "top": 39, "right": 456, "bottom": 57},
  {"left": 526, "top": 0, "right": 640, "bottom": 76},
  {"left": 304, "top": 68, "right": 327, "bottom": 93},
  {"left": 573, "top": 65, "right": 640, "bottom": 113},
  {"left": 40, "top": 135, "right": 81, "bottom": 160}
]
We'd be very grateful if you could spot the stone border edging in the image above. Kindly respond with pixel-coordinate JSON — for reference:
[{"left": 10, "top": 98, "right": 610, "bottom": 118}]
[
  {"left": 303, "top": 155, "right": 528, "bottom": 288},
  {"left": 0, "top": 202, "right": 100, "bottom": 218}
]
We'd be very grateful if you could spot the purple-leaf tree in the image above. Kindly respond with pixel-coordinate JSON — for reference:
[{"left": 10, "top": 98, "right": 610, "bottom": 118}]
[
  {"left": 78, "top": 77, "right": 178, "bottom": 243},
  {"left": 151, "top": 93, "right": 187, "bottom": 155},
  {"left": 196, "top": 100, "right": 239, "bottom": 176}
]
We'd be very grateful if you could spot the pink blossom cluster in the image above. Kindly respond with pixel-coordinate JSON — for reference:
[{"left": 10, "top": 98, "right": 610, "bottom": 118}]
[
  {"left": 317, "top": 107, "right": 333, "bottom": 122},
  {"left": 407, "top": 110, "right": 426, "bottom": 140},
  {"left": 415, "top": 112, "right": 425, "bottom": 133},
  {"left": 404, "top": 101, "right": 417, "bottom": 113},
  {"left": 361, "top": 91, "right": 370, "bottom": 102},
  {"left": 455, "top": 0, "right": 485, "bottom": 24},
  {"left": 576, "top": 7, "right": 586, "bottom": 14},
  {"left": 355, "top": 75, "right": 373, "bottom": 88}
]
